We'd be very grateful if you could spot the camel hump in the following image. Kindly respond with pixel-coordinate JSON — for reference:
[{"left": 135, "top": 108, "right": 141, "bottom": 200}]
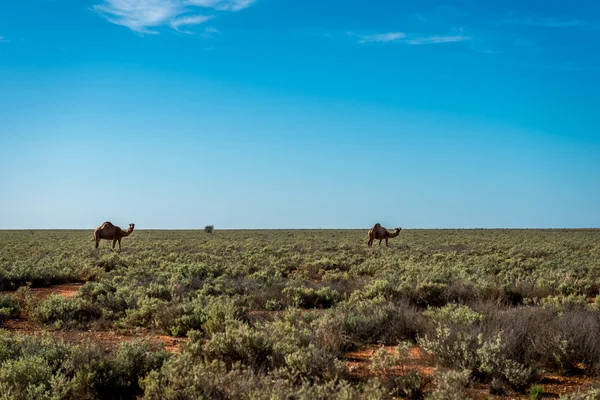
[{"left": 374, "top": 223, "right": 381, "bottom": 228}]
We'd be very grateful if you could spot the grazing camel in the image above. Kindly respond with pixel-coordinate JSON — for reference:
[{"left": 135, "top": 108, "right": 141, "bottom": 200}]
[
  {"left": 367, "top": 223, "right": 401, "bottom": 247},
  {"left": 93, "top": 221, "right": 135, "bottom": 251}
]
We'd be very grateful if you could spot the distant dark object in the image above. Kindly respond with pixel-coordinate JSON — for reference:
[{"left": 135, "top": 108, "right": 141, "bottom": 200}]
[{"left": 205, "top": 225, "right": 214, "bottom": 233}]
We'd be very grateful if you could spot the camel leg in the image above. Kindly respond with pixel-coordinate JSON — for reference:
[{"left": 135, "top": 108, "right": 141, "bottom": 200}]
[
  {"left": 118, "top": 239, "right": 122, "bottom": 251},
  {"left": 385, "top": 238, "right": 389, "bottom": 246},
  {"left": 95, "top": 240, "right": 99, "bottom": 249},
  {"left": 379, "top": 239, "right": 382, "bottom": 246},
  {"left": 112, "top": 239, "right": 117, "bottom": 249}
]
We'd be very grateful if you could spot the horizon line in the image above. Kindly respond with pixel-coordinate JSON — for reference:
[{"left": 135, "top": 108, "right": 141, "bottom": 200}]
[{"left": 1, "top": 227, "right": 598, "bottom": 231}]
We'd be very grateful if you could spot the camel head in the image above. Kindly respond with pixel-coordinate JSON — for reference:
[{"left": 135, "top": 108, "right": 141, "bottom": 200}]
[
  {"left": 395, "top": 227, "right": 402, "bottom": 233},
  {"left": 129, "top": 223, "right": 135, "bottom": 230}
]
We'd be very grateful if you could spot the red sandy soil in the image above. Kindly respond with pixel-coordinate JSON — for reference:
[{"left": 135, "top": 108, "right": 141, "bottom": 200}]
[
  {"left": 1, "top": 283, "right": 187, "bottom": 353},
  {"left": 29, "top": 283, "right": 85, "bottom": 301},
  {"left": 344, "top": 345, "right": 600, "bottom": 399}
]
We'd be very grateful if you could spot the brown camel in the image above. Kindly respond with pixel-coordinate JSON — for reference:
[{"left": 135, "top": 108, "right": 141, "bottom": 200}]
[
  {"left": 93, "top": 221, "right": 135, "bottom": 251},
  {"left": 367, "top": 223, "right": 401, "bottom": 247}
]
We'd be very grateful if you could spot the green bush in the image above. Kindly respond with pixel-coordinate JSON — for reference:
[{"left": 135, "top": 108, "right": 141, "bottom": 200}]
[
  {"left": 29, "top": 295, "right": 102, "bottom": 329},
  {"left": 141, "top": 356, "right": 386, "bottom": 400},
  {"left": 282, "top": 285, "right": 341, "bottom": 309},
  {"left": 333, "top": 297, "right": 421, "bottom": 348},
  {"left": 558, "top": 389, "right": 600, "bottom": 400},
  {"left": 0, "top": 355, "right": 57, "bottom": 400},
  {"left": 423, "top": 303, "right": 483, "bottom": 326},
  {"left": 0, "top": 294, "right": 20, "bottom": 324},
  {"left": 0, "top": 331, "right": 167, "bottom": 400},
  {"left": 203, "top": 322, "right": 275, "bottom": 371},
  {"left": 529, "top": 385, "right": 544, "bottom": 400},
  {"left": 426, "top": 369, "right": 471, "bottom": 400}
]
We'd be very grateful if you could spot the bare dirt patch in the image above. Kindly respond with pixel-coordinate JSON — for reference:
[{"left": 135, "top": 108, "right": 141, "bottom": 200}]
[{"left": 30, "top": 283, "right": 84, "bottom": 301}]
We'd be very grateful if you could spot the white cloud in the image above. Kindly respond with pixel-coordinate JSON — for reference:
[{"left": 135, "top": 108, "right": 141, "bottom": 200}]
[
  {"left": 186, "top": 0, "right": 255, "bottom": 11},
  {"left": 349, "top": 31, "right": 471, "bottom": 45},
  {"left": 93, "top": 0, "right": 255, "bottom": 34},
  {"left": 404, "top": 35, "right": 471, "bottom": 45},
  {"left": 170, "top": 15, "right": 212, "bottom": 32},
  {"left": 347, "top": 31, "right": 406, "bottom": 43},
  {"left": 0, "top": 36, "right": 7, "bottom": 43}
]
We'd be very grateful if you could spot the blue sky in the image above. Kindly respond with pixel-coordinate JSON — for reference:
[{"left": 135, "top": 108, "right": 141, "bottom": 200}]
[{"left": 0, "top": 0, "right": 599, "bottom": 229}]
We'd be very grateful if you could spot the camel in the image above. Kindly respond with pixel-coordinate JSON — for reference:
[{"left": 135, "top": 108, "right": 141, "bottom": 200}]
[
  {"left": 93, "top": 221, "right": 135, "bottom": 251},
  {"left": 367, "top": 223, "right": 401, "bottom": 247}
]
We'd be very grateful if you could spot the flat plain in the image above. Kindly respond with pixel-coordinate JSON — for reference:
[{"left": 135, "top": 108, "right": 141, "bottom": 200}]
[{"left": 1, "top": 229, "right": 600, "bottom": 399}]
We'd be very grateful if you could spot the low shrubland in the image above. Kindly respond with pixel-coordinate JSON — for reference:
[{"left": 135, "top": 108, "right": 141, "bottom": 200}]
[{"left": 1, "top": 228, "right": 599, "bottom": 398}]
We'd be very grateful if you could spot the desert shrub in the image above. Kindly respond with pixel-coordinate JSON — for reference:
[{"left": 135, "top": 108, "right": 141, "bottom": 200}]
[
  {"left": 95, "top": 253, "right": 129, "bottom": 271},
  {"left": 200, "top": 310, "right": 346, "bottom": 382},
  {"left": 420, "top": 319, "right": 535, "bottom": 389},
  {"left": 402, "top": 280, "right": 479, "bottom": 309},
  {"left": 424, "top": 303, "right": 483, "bottom": 326},
  {"left": 106, "top": 341, "right": 169, "bottom": 398},
  {"left": 413, "top": 282, "right": 448, "bottom": 308},
  {"left": 205, "top": 225, "right": 214, "bottom": 233},
  {"left": 559, "top": 389, "right": 600, "bottom": 400},
  {"left": 548, "top": 310, "right": 600, "bottom": 375},
  {"left": 281, "top": 285, "right": 341, "bottom": 309},
  {"left": 529, "top": 385, "right": 544, "bottom": 400},
  {"left": 332, "top": 297, "right": 421, "bottom": 348},
  {"left": 29, "top": 295, "right": 102, "bottom": 329},
  {"left": 141, "top": 356, "right": 386, "bottom": 400},
  {"left": 0, "top": 355, "right": 57, "bottom": 400},
  {"left": 282, "top": 342, "right": 345, "bottom": 383},
  {"left": 77, "top": 281, "right": 128, "bottom": 321},
  {"left": 369, "top": 343, "right": 430, "bottom": 399},
  {"left": 0, "top": 331, "right": 166, "bottom": 400},
  {"left": 0, "top": 294, "right": 20, "bottom": 324},
  {"left": 419, "top": 324, "right": 479, "bottom": 372},
  {"left": 202, "top": 322, "right": 275, "bottom": 371},
  {"left": 425, "top": 369, "right": 471, "bottom": 400},
  {"left": 158, "top": 295, "right": 247, "bottom": 337},
  {"left": 541, "top": 294, "right": 587, "bottom": 314},
  {"left": 354, "top": 278, "right": 403, "bottom": 301},
  {"left": 275, "top": 379, "right": 386, "bottom": 400},
  {"left": 476, "top": 332, "right": 535, "bottom": 390},
  {"left": 0, "top": 260, "right": 80, "bottom": 290},
  {"left": 122, "top": 297, "right": 168, "bottom": 328},
  {"left": 484, "top": 307, "right": 600, "bottom": 376}
]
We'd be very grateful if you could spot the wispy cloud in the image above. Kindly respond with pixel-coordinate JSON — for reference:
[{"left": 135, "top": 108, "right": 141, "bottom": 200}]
[
  {"left": 504, "top": 16, "right": 594, "bottom": 29},
  {"left": 404, "top": 35, "right": 471, "bottom": 45},
  {"left": 0, "top": 36, "right": 7, "bottom": 43},
  {"left": 93, "top": 0, "right": 255, "bottom": 34},
  {"left": 204, "top": 26, "right": 220, "bottom": 33},
  {"left": 477, "top": 48, "right": 504, "bottom": 55},
  {"left": 348, "top": 31, "right": 471, "bottom": 45},
  {"left": 170, "top": 15, "right": 212, "bottom": 33},
  {"left": 187, "top": 0, "right": 254, "bottom": 11},
  {"left": 348, "top": 31, "right": 406, "bottom": 44}
]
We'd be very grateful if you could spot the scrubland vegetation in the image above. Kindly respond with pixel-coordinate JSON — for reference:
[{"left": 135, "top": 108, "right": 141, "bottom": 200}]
[{"left": 1, "top": 229, "right": 600, "bottom": 399}]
